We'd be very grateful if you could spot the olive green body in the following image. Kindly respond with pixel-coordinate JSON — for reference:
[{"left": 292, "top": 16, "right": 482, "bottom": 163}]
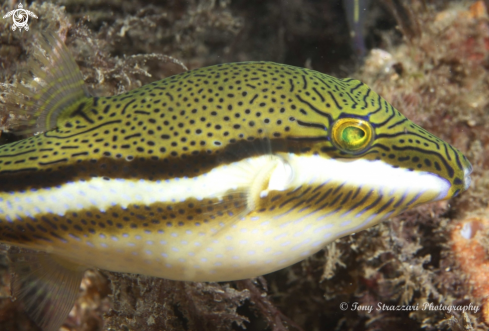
[{"left": 0, "top": 62, "right": 471, "bottom": 281}]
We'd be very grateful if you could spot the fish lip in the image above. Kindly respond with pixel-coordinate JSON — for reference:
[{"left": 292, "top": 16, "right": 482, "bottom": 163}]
[
  {"left": 465, "top": 162, "right": 473, "bottom": 176},
  {"left": 464, "top": 175, "right": 472, "bottom": 191},
  {"left": 463, "top": 162, "right": 473, "bottom": 191}
]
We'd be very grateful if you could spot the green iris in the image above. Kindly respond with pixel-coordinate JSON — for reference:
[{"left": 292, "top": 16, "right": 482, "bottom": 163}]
[
  {"left": 341, "top": 127, "right": 365, "bottom": 144},
  {"left": 331, "top": 118, "right": 373, "bottom": 153}
]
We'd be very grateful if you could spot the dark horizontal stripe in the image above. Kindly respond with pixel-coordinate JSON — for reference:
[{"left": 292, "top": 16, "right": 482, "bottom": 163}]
[
  {"left": 375, "top": 131, "right": 440, "bottom": 150},
  {"left": 0, "top": 137, "right": 315, "bottom": 192},
  {"left": 296, "top": 120, "right": 326, "bottom": 130},
  {"left": 0, "top": 167, "right": 39, "bottom": 175},
  {"left": 0, "top": 181, "right": 343, "bottom": 248},
  {"left": 71, "top": 152, "right": 89, "bottom": 157},
  {"left": 391, "top": 145, "right": 454, "bottom": 177},
  {"left": 337, "top": 112, "right": 370, "bottom": 122},
  {"left": 0, "top": 149, "right": 36, "bottom": 158},
  {"left": 370, "top": 143, "right": 390, "bottom": 152},
  {"left": 46, "top": 120, "right": 122, "bottom": 139},
  {"left": 38, "top": 158, "right": 68, "bottom": 166}
]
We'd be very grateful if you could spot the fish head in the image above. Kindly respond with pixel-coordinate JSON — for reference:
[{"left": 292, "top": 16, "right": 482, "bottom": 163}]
[{"left": 282, "top": 76, "right": 471, "bottom": 217}]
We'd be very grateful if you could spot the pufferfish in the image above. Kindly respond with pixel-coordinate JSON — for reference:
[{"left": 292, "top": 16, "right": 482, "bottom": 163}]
[{"left": 0, "top": 34, "right": 471, "bottom": 331}]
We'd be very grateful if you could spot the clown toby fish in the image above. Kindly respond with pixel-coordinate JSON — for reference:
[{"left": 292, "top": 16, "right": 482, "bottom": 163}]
[{"left": 0, "top": 34, "right": 472, "bottom": 331}]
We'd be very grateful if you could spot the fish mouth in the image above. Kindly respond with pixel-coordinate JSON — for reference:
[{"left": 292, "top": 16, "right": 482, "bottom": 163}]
[{"left": 463, "top": 162, "right": 473, "bottom": 191}]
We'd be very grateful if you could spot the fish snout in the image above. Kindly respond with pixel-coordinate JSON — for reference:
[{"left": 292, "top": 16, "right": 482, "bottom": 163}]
[{"left": 463, "top": 159, "right": 473, "bottom": 191}]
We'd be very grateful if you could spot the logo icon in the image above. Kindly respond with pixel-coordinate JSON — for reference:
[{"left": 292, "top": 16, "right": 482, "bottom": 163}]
[{"left": 3, "top": 4, "right": 38, "bottom": 31}]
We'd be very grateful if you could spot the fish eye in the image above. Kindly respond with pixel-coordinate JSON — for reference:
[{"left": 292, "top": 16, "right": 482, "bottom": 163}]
[{"left": 331, "top": 118, "right": 373, "bottom": 153}]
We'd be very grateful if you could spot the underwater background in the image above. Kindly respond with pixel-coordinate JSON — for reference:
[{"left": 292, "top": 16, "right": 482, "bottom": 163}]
[{"left": 0, "top": 0, "right": 488, "bottom": 330}]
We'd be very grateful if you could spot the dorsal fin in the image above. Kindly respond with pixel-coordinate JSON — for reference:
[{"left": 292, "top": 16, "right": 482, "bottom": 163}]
[
  {"left": 9, "top": 249, "right": 86, "bottom": 331},
  {"left": 15, "top": 33, "right": 90, "bottom": 134}
]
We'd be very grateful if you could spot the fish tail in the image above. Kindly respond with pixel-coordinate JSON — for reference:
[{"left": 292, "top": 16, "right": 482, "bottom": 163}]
[{"left": 16, "top": 32, "right": 90, "bottom": 134}]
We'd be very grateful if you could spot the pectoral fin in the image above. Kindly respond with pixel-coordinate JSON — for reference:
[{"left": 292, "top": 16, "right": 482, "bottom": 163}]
[{"left": 206, "top": 153, "right": 295, "bottom": 239}]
